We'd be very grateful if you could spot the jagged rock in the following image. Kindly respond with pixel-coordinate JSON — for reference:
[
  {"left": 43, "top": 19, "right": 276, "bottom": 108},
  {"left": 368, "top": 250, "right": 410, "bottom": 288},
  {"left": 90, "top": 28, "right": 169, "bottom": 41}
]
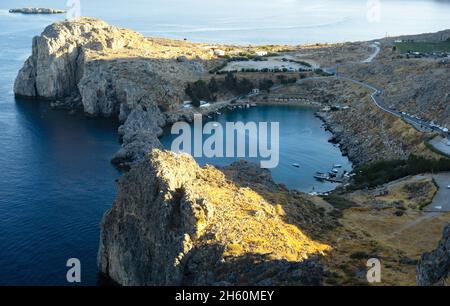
[
  {"left": 98, "top": 150, "right": 330, "bottom": 286},
  {"left": 14, "top": 18, "right": 214, "bottom": 165},
  {"left": 112, "top": 106, "right": 166, "bottom": 168},
  {"left": 417, "top": 224, "right": 450, "bottom": 286}
]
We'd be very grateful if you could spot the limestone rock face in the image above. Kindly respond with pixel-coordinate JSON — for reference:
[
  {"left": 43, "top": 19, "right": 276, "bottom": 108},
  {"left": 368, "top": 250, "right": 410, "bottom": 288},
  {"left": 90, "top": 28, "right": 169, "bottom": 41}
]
[
  {"left": 14, "top": 18, "right": 140, "bottom": 100},
  {"left": 112, "top": 106, "right": 166, "bottom": 169},
  {"left": 417, "top": 224, "right": 450, "bottom": 286},
  {"left": 98, "top": 150, "right": 330, "bottom": 286},
  {"left": 14, "top": 18, "right": 214, "bottom": 166}
]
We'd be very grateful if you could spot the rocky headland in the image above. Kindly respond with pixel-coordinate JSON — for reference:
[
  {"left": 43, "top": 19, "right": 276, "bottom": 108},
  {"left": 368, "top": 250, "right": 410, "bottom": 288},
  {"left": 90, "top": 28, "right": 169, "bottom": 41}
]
[
  {"left": 14, "top": 17, "right": 223, "bottom": 169},
  {"left": 98, "top": 150, "right": 331, "bottom": 285},
  {"left": 9, "top": 8, "right": 66, "bottom": 14}
]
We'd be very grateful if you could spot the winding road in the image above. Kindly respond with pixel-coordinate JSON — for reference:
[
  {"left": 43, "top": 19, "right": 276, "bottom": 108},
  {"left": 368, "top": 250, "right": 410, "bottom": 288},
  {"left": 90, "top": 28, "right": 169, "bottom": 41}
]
[
  {"left": 339, "top": 45, "right": 450, "bottom": 213},
  {"left": 334, "top": 43, "right": 450, "bottom": 141},
  {"left": 362, "top": 43, "right": 381, "bottom": 63}
]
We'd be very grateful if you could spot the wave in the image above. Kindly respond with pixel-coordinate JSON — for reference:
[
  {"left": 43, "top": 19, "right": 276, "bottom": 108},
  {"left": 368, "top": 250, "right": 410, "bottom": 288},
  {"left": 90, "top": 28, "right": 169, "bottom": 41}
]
[{"left": 142, "top": 17, "right": 349, "bottom": 35}]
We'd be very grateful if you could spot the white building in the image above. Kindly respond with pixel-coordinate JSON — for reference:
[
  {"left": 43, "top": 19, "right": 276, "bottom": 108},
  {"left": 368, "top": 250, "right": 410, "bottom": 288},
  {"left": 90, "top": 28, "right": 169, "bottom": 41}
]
[
  {"left": 213, "top": 49, "right": 226, "bottom": 56},
  {"left": 199, "top": 103, "right": 211, "bottom": 108},
  {"left": 255, "top": 50, "right": 268, "bottom": 56}
]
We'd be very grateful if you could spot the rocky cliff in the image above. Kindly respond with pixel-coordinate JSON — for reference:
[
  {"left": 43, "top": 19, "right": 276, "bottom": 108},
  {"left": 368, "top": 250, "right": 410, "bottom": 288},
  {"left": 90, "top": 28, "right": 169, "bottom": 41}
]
[
  {"left": 98, "top": 149, "right": 331, "bottom": 286},
  {"left": 417, "top": 224, "right": 450, "bottom": 286},
  {"left": 14, "top": 18, "right": 218, "bottom": 168}
]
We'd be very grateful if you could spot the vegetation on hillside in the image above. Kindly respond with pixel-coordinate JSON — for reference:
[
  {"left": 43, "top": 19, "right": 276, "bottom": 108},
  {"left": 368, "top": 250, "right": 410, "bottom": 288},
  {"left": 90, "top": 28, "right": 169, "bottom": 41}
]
[
  {"left": 352, "top": 155, "right": 450, "bottom": 189},
  {"left": 394, "top": 41, "right": 450, "bottom": 53}
]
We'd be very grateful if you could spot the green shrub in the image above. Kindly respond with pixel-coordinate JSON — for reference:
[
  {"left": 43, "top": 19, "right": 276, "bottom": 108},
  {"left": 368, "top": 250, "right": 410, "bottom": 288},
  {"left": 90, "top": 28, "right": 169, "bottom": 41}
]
[{"left": 352, "top": 155, "right": 450, "bottom": 189}]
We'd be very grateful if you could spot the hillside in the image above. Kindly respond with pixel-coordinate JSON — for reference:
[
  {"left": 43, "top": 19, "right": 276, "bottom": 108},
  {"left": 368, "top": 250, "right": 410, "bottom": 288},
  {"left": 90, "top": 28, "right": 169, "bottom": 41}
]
[{"left": 98, "top": 150, "right": 332, "bottom": 285}]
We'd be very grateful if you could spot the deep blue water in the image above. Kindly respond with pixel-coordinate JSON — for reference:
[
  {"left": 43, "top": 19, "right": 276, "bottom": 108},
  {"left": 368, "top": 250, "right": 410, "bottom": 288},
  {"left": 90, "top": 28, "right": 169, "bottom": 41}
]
[
  {"left": 0, "top": 0, "right": 449, "bottom": 286},
  {"left": 0, "top": 11, "right": 121, "bottom": 286}
]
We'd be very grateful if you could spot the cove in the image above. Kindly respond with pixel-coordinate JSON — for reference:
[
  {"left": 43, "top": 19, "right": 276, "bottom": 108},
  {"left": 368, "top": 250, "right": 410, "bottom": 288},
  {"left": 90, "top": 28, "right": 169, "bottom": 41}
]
[{"left": 161, "top": 105, "right": 352, "bottom": 193}]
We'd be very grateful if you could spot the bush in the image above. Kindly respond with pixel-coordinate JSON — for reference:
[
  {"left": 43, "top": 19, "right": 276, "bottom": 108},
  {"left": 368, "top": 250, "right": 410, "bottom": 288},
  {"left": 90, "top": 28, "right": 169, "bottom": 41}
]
[
  {"left": 259, "top": 79, "right": 274, "bottom": 92},
  {"left": 236, "top": 78, "right": 254, "bottom": 95},
  {"left": 352, "top": 155, "right": 450, "bottom": 189},
  {"left": 208, "top": 77, "right": 219, "bottom": 93},
  {"left": 314, "top": 68, "right": 334, "bottom": 76},
  {"left": 209, "top": 62, "right": 228, "bottom": 74},
  {"left": 223, "top": 72, "right": 255, "bottom": 95},
  {"left": 224, "top": 72, "right": 238, "bottom": 91},
  {"left": 185, "top": 80, "right": 212, "bottom": 105}
]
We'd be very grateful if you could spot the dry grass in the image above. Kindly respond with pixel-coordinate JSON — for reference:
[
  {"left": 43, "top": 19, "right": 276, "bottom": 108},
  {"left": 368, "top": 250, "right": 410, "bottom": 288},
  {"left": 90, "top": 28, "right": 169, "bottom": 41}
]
[
  {"left": 182, "top": 163, "right": 331, "bottom": 262},
  {"left": 375, "top": 177, "right": 437, "bottom": 209},
  {"left": 322, "top": 175, "right": 448, "bottom": 285}
]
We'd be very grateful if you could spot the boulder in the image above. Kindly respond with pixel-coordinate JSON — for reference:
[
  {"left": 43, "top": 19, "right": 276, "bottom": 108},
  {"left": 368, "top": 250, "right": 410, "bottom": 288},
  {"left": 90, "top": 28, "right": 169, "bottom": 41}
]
[{"left": 417, "top": 224, "right": 450, "bottom": 286}]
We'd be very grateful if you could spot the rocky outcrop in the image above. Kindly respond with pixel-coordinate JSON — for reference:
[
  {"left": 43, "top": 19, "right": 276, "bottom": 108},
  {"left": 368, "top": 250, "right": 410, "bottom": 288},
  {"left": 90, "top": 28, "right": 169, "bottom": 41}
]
[
  {"left": 111, "top": 106, "right": 165, "bottom": 169},
  {"left": 9, "top": 8, "right": 66, "bottom": 14},
  {"left": 98, "top": 149, "right": 330, "bottom": 285},
  {"left": 417, "top": 224, "right": 450, "bottom": 286},
  {"left": 14, "top": 18, "right": 217, "bottom": 167}
]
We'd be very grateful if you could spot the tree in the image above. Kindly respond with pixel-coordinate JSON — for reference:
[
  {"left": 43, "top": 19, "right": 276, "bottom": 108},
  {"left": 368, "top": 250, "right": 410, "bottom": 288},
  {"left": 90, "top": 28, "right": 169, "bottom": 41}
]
[
  {"left": 208, "top": 77, "right": 219, "bottom": 93},
  {"left": 185, "top": 80, "right": 212, "bottom": 103},
  {"left": 191, "top": 95, "right": 201, "bottom": 107},
  {"left": 185, "top": 84, "right": 193, "bottom": 97},
  {"left": 224, "top": 72, "right": 238, "bottom": 91},
  {"left": 259, "top": 79, "right": 274, "bottom": 92},
  {"left": 236, "top": 78, "right": 254, "bottom": 95}
]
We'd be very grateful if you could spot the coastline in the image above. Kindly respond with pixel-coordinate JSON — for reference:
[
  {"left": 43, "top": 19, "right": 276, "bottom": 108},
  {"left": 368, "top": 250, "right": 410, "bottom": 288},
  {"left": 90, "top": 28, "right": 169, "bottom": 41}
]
[{"left": 11, "top": 17, "right": 450, "bottom": 286}]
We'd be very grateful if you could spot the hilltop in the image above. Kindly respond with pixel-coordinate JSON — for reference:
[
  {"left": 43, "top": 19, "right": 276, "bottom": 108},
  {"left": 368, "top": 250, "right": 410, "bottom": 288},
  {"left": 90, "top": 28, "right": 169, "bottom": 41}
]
[{"left": 98, "top": 150, "right": 332, "bottom": 285}]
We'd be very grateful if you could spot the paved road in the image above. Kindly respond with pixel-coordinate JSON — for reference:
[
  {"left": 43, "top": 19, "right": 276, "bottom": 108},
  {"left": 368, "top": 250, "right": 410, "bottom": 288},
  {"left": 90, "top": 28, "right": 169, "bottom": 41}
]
[
  {"left": 429, "top": 137, "right": 450, "bottom": 156},
  {"left": 424, "top": 173, "right": 450, "bottom": 212},
  {"left": 362, "top": 43, "right": 380, "bottom": 63},
  {"left": 339, "top": 77, "right": 449, "bottom": 135},
  {"left": 270, "top": 43, "right": 449, "bottom": 144}
]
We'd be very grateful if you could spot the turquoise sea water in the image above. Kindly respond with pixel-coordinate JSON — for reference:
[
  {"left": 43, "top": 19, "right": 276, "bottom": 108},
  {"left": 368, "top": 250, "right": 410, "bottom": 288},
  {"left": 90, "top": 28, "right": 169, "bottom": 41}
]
[{"left": 160, "top": 105, "right": 352, "bottom": 193}]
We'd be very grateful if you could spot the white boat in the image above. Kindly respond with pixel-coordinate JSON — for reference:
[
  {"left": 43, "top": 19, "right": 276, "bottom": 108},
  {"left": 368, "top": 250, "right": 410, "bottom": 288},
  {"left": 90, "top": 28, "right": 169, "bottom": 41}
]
[
  {"left": 292, "top": 163, "right": 300, "bottom": 168},
  {"left": 314, "top": 174, "right": 328, "bottom": 181},
  {"left": 333, "top": 164, "right": 343, "bottom": 168}
]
